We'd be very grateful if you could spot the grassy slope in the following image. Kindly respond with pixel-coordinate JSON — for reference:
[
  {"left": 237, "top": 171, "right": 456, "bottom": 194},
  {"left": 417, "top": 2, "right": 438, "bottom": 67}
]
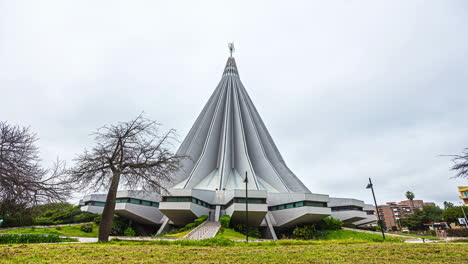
[
  {"left": 0, "top": 242, "right": 466, "bottom": 264},
  {"left": 215, "top": 228, "right": 246, "bottom": 239},
  {"left": 160, "top": 230, "right": 192, "bottom": 238},
  {"left": 0, "top": 224, "right": 99, "bottom": 238},
  {"left": 395, "top": 233, "right": 439, "bottom": 240},
  {"left": 324, "top": 230, "right": 402, "bottom": 242}
]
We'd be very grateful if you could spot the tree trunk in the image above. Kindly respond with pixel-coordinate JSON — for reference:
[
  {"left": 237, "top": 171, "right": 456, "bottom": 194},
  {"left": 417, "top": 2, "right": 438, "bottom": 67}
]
[{"left": 98, "top": 171, "right": 121, "bottom": 242}]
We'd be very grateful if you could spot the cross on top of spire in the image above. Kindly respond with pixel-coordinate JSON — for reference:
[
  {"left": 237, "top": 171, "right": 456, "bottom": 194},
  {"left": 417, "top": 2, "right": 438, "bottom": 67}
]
[{"left": 228, "top": 42, "right": 235, "bottom": 57}]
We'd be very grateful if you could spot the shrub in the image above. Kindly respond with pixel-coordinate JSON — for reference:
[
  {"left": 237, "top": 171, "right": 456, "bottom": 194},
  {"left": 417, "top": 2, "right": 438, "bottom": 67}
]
[
  {"left": 447, "top": 228, "right": 468, "bottom": 237},
  {"left": 374, "top": 226, "right": 383, "bottom": 231},
  {"left": 55, "top": 226, "right": 62, "bottom": 231},
  {"left": 93, "top": 215, "right": 102, "bottom": 224},
  {"left": 110, "top": 216, "right": 129, "bottom": 236},
  {"left": 194, "top": 215, "right": 208, "bottom": 225},
  {"left": 124, "top": 227, "right": 137, "bottom": 237},
  {"left": 292, "top": 225, "right": 316, "bottom": 240},
  {"left": 219, "top": 215, "right": 230, "bottom": 228},
  {"left": 321, "top": 217, "right": 343, "bottom": 230},
  {"left": 80, "top": 223, "right": 93, "bottom": 233},
  {"left": 0, "top": 234, "right": 77, "bottom": 244},
  {"left": 234, "top": 224, "right": 261, "bottom": 238},
  {"left": 33, "top": 204, "right": 98, "bottom": 225}
]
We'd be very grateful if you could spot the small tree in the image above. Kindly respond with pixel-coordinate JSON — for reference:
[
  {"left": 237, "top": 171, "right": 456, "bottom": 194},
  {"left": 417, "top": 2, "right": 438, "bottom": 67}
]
[
  {"left": 442, "top": 206, "right": 465, "bottom": 224},
  {"left": 405, "top": 191, "right": 415, "bottom": 209},
  {"left": 443, "top": 201, "right": 454, "bottom": 209},
  {"left": 70, "top": 115, "right": 183, "bottom": 242}
]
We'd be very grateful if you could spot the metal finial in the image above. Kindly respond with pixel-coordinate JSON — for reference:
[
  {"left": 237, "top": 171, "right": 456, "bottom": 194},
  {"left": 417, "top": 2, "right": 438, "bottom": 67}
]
[{"left": 228, "top": 42, "right": 235, "bottom": 57}]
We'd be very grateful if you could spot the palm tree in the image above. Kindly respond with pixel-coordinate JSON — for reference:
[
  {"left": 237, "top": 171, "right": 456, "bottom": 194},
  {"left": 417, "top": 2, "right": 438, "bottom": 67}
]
[{"left": 406, "top": 191, "right": 415, "bottom": 210}]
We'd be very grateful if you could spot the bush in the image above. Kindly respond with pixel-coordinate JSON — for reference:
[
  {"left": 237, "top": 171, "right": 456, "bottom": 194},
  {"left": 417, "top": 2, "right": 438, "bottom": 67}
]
[
  {"left": 124, "top": 227, "right": 137, "bottom": 237},
  {"left": 447, "top": 229, "right": 468, "bottom": 237},
  {"left": 93, "top": 215, "right": 102, "bottom": 224},
  {"left": 55, "top": 226, "right": 62, "bottom": 231},
  {"left": 0, "top": 234, "right": 77, "bottom": 244},
  {"left": 292, "top": 225, "right": 317, "bottom": 240},
  {"left": 110, "top": 216, "right": 130, "bottom": 236},
  {"left": 321, "top": 217, "right": 343, "bottom": 230},
  {"left": 219, "top": 215, "right": 230, "bottom": 228},
  {"left": 194, "top": 215, "right": 208, "bottom": 225},
  {"left": 32, "top": 204, "right": 98, "bottom": 225},
  {"left": 80, "top": 223, "right": 93, "bottom": 233},
  {"left": 233, "top": 224, "right": 261, "bottom": 238}
]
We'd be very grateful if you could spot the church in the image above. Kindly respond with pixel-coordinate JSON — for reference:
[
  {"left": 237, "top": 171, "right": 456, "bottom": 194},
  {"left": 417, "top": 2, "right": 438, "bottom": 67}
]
[{"left": 80, "top": 46, "right": 376, "bottom": 239}]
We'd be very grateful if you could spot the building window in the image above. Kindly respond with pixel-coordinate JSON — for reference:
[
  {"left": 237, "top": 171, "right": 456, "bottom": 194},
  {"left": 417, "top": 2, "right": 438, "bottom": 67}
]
[
  {"left": 130, "top": 199, "right": 140, "bottom": 204},
  {"left": 94, "top": 202, "right": 105, "bottom": 207}
]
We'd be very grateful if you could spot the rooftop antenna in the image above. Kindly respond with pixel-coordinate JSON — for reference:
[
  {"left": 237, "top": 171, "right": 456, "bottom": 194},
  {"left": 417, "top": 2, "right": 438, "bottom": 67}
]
[{"left": 228, "top": 42, "right": 235, "bottom": 57}]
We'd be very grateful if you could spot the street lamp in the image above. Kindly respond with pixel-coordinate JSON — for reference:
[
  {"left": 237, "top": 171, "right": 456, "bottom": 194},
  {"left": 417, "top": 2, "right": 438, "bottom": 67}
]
[
  {"left": 244, "top": 171, "right": 249, "bottom": 242},
  {"left": 366, "top": 177, "right": 385, "bottom": 240}
]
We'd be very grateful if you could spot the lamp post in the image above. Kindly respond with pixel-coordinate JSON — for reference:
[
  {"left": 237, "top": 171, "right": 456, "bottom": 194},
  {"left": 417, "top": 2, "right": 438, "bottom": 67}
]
[
  {"left": 244, "top": 171, "right": 249, "bottom": 242},
  {"left": 366, "top": 177, "right": 385, "bottom": 240}
]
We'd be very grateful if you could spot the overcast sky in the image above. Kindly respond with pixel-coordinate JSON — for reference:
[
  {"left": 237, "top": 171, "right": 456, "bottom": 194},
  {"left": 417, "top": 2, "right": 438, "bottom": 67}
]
[{"left": 1, "top": 1, "right": 467, "bottom": 206}]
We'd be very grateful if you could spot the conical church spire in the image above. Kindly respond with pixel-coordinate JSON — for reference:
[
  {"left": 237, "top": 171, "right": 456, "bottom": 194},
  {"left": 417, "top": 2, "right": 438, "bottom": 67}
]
[{"left": 171, "top": 52, "right": 310, "bottom": 193}]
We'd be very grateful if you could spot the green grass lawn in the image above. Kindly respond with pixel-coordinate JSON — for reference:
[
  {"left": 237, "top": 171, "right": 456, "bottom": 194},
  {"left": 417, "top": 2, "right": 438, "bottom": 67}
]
[
  {"left": 394, "top": 233, "right": 440, "bottom": 240},
  {"left": 323, "top": 230, "right": 402, "bottom": 242},
  {"left": 160, "top": 229, "right": 192, "bottom": 238},
  {"left": 215, "top": 228, "right": 246, "bottom": 239},
  {"left": 0, "top": 224, "right": 99, "bottom": 238},
  {"left": 0, "top": 241, "right": 466, "bottom": 263}
]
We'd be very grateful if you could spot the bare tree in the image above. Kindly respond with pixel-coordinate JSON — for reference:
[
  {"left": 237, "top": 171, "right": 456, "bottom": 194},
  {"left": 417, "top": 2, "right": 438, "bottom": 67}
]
[
  {"left": 451, "top": 148, "right": 468, "bottom": 179},
  {"left": 0, "top": 121, "right": 71, "bottom": 206},
  {"left": 70, "top": 114, "right": 183, "bottom": 242}
]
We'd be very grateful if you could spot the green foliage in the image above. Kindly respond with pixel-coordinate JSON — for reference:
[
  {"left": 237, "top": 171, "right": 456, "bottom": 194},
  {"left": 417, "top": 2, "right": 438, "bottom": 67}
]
[
  {"left": 0, "top": 223, "right": 99, "bottom": 238},
  {"left": 93, "top": 215, "right": 102, "bottom": 224},
  {"left": 215, "top": 228, "right": 246, "bottom": 239},
  {"left": 292, "top": 225, "right": 317, "bottom": 240},
  {"left": 124, "top": 227, "right": 137, "bottom": 237},
  {"left": 110, "top": 216, "right": 130, "bottom": 236},
  {"left": 446, "top": 228, "right": 468, "bottom": 237},
  {"left": 444, "top": 201, "right": 454, "bottom": 209},
  {"left": 405, "top": 191, "right": 415, "bottom": 201},
  {"left": 320, "top": 217, "right": 343, "bottom": 230},
  {"left": 80, "top": 223, "right": 93, "bottom": 233},
  {"left": 442, "top": 206, "right": 465, "bottom": 224},
  {"left": 157, "top": 215, "right": 208, "bottom": 236},
  {"left": 233, "top": 224, "right": 261, "bottom": 238},
  {"left": 219, "top": 215, "right": 230, "bottom": 228},
  {"left": 0, "top": 201, "right": 34, "bottom": 227},
  {"left": 194, "top": 215, "right": 208, "bottom": 225},
  {"left": 400, "top": 205, "right": 443, "bottom": 231},
  {"left": 422, "top": 205, "right": 443, "bottom": 222},
  {"left": 33, "top": 203, "right": 98, "bottom": 225},
  {"left": 0, "top": 234, "right": 77, "bottom": 244}
]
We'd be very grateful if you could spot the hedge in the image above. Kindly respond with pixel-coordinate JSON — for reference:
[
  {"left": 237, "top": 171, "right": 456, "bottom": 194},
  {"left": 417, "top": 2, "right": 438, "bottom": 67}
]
[
  {"left": 446, "top": 228, "right": 468, "bottom": 237},
  {"left": 0, "top": 234, "right": 77, "bottom": 244}
]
